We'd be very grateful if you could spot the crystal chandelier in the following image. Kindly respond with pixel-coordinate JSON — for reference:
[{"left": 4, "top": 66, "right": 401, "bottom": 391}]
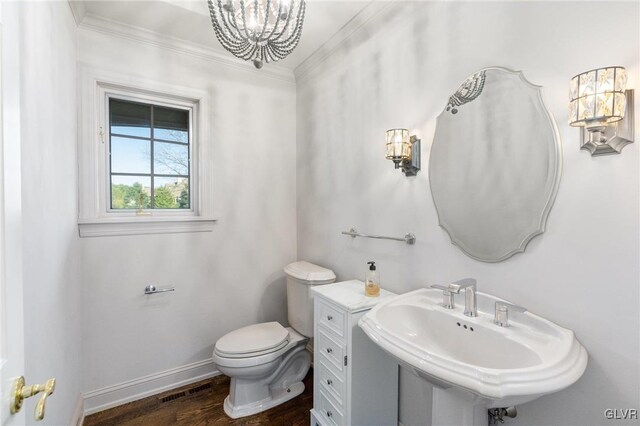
[{"left": 207, "top": 0, "right": 306, "bottom": 69}]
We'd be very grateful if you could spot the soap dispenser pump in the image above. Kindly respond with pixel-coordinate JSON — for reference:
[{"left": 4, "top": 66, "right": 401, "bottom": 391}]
[{"left": 365, "top": 261, "right": 380, "bottom": 297}]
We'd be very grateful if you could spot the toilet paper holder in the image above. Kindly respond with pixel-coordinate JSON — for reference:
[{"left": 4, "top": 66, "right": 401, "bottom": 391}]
[{"left": 144, "top": 284, "right": 175, "bottom": 295}]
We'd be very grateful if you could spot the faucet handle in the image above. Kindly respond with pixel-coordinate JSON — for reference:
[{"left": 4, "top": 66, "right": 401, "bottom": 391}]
[
  {"left": 430, "top": 284, "right": 450, "bottom": 292},
  {"left": 496, "top": 301, "right": 526, "bottom": 312},
  {"left": 430, "top": 284, "right": 455, "bottom": 309},
  {"left": 494, "top": 301, "right": 527, "bottom": 327}
]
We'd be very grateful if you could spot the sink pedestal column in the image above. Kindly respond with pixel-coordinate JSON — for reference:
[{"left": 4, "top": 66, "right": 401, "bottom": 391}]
[{"left": 432, "top": 387, "right": 487, "bottom": 426}]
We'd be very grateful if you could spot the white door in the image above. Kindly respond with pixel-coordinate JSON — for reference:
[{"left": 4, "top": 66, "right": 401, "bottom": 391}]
[{"left": 0, "top": 3, "right": 26, "bottom": 425}]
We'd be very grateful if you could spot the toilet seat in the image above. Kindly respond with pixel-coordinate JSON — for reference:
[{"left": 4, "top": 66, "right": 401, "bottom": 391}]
[
  {"left": 215, "top": 322, "right": 290, "bottom": 358},
  {"left": 213, "top": 326, "right": 307, "bottom": 369}
]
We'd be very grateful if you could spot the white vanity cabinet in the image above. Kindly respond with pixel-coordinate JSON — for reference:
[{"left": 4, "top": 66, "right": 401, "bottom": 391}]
[{"left": 310, "top": 280, "right": 398, "bottom": 426}]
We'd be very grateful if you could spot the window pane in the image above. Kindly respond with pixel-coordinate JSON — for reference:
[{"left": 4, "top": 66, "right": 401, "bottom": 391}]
[
  {"left": 154, "top": 177, "right": 189, "bottom": 209},
  {"left": 154, "top": 142, "right": 189, "bottom": 175},
  {"left": 154, "top": 106, "right": 189, "bottom": 143},
  {"left": 111, "top": 176, "right": 151, "bottom": 209},
  {"left": 111, "top": 137, "right": 151, "bottom": 174},
  {"left": 110, "top": 99, "right": 151, "bottom": 138}
]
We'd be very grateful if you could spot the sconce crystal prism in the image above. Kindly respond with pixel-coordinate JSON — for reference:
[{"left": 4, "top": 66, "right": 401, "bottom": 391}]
[
  {"left": 385, "top": 129, "right": 421, "bottom": 176},
  {"left": 569, "top": 66, "right": 634, "bottom": 156}
]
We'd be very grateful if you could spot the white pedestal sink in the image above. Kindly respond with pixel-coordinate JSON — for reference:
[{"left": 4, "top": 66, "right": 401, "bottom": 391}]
[{"left": 359, "top": 288, "right": 587, "bottom": 426}]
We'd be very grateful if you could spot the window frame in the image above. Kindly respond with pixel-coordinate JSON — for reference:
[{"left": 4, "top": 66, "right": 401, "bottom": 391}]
[
  {"left": 78, "top": 68, "right": 215, "bottom": 237},
  {"left": 106, "top": 94, "right": 194, "bottom": 213}
]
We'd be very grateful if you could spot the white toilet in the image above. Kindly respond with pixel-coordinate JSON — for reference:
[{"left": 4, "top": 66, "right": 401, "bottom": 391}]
[{"left": 213, "top": 261, "right": 336, "bottom": 419}]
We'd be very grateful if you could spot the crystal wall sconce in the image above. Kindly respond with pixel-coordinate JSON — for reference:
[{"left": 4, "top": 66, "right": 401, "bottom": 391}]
[
  {"left": 569, "top": 66, "right": 634, "bottom": 156},
  {"left": 385, "top": 129, "right": 421, "bottom": 176}
]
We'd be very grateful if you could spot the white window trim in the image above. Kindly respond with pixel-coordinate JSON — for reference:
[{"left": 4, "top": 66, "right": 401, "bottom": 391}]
[{"left": 78, "top": 67, "right": 215, "bottom": 237}]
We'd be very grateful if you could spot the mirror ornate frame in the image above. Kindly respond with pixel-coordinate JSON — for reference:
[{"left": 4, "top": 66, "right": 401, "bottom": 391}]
[{"left": 429, "top": 67, "right": 562, "bottom": 262}]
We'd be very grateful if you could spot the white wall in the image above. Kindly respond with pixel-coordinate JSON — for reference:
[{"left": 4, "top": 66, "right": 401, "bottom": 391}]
[
  {"left": 296, "top": 2, "right": 640, "bottom": 425},
  {"left": 77, "top": 28, "right": 298, "bottom": 409},
  {"left": 18, "top": 2, "right": 82, "bottom": 425}
]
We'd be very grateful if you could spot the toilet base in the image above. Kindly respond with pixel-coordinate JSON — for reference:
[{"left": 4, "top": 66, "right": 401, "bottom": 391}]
[{"left": 223, "top": 381, "right": 305, "bottom": 419}]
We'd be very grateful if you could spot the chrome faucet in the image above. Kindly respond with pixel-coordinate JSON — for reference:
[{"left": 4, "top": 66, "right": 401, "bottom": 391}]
[
  {"left": 431, "top": 278, "right": 477, "bottom": 317},
  {"left": 449, "top": 278, "right": 477, "bottom": 317}
]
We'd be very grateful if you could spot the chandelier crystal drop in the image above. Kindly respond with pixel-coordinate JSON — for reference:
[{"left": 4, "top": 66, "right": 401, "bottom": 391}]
[{"left": 207, "top": 0, "right": 306, "bottom": 69}]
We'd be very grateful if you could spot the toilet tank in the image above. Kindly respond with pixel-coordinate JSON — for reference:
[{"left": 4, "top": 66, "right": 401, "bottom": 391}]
[{"left": 284, "top": 261, "right": 336, "bottom": 337}]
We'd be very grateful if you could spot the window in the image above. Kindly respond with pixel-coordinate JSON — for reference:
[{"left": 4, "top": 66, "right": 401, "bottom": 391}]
[
  {"left": 109, "top": 99, "right": 191, "bottom": 211},
  {"left": 77, "top": 71, "right": 214, "bottom": 237}
]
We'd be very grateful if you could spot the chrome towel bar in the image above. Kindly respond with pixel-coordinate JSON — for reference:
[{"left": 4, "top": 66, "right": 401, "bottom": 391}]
[
  {"left": 341, "top": 227, "right": 416, "bottom": 245},
  {"left": 144, "top": 284, "right": 175, "bottom": 295}
]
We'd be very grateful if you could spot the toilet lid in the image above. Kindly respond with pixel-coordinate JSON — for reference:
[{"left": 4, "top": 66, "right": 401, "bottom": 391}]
[
  {"left": 284, "top": 261, "right": 336, "bottom": 283},
  {"left": 215, "top": 322, "right": 289, "bottom": 356}
]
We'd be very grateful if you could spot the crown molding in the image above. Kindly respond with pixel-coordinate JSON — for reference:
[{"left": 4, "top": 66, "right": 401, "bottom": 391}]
[
  {"left": 76, "top": 13, "right": 295, "bottom": 85},
  {"left": 294, "top": 1, "right": 395, "bottom": 82},
  {"left": 69, "top": 0, "right": 392, "bottom": 86},
  {"left": 67, "top": 1, "right": 87, "bottom": 26}
]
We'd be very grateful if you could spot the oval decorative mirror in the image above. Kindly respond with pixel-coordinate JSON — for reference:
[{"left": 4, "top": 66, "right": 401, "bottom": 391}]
[{"left": 430, "top": 67, "right": 562, "bottom": 262}]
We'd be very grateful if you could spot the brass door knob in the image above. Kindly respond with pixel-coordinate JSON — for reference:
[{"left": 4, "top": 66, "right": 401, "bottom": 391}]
[{"left": 10, "top": 376, "right": 56, "bottom": 421}]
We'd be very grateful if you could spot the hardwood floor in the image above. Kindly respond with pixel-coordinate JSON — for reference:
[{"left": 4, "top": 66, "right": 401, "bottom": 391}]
[{"left": 84, "top": 370, "right": 313, "bottom": 426}]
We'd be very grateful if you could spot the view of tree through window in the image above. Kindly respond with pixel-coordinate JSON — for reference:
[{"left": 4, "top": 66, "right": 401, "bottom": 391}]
[{"left": 109, "top": 98, "right": 190, "bottom": 210}]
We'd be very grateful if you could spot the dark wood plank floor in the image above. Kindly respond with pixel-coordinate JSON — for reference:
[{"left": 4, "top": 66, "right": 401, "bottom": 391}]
[{"left": 84, "top": 370, "right": 313, "bottom": 426}]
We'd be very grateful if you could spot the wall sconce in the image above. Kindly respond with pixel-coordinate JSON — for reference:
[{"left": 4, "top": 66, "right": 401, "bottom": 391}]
[
  {"left": 569, "top": 66, "right": 634, "bottom": 155},
  {"left": 385, "top": 129, "right": 421, "bottom": 176}
]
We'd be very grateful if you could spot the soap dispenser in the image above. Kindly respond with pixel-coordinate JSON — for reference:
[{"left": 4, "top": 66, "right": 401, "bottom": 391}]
[{"left": 365, "top": 261, "right": 380, "bottom": 297}]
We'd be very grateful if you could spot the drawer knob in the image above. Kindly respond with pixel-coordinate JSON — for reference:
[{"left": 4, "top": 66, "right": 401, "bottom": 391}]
[
  {"left": 327, "top": 315, "right": 333, "bottom": 321},
  {"left": 327, "top": 410, "right": 333, "bottom": 417},
  {"left": 326, "top": 347, "right": 333, "bottom": 354},
  {"left": 327, "top": 379, "right": 332, "bottom": 385}
]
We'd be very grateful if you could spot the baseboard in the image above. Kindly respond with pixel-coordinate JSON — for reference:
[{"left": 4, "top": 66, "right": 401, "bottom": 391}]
[
  {"left": 83, "top": 358, "right": 220, "bottom": 416},
  {"left": 70, "top": 394, "right": 84, "bottom": 426}
]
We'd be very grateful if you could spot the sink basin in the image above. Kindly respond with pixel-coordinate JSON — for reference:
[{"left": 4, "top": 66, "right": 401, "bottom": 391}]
[
  {"left": 359, "top": 288, "right": 587, "bottom": 425},
  {"left": 375, "top": 303, "right": 547, "bottom": 370}
]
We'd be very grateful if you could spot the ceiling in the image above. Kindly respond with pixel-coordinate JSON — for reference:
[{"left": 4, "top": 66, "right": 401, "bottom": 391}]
[{"left": 75, "top": 0, "right": 373, "bottom": 70}]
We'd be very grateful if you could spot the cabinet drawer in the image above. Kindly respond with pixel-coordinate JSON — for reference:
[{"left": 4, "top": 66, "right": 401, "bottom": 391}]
[
  {"left": 318, "top": 390, "right": 345, "bottom": 426},
  {"left": 311, "top": 409, "right": 327, "bottom": 426},
  {"left": 317, "top": 329, "right": 345, "bottom": 373},
  {"left": 317, "top": 299, "right": 346, "bottom": 338},
  {"left": 318, "top": 359, "right": 345, "bottom": 405}
]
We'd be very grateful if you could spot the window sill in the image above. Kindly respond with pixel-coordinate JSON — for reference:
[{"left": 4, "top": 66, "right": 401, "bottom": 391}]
[{"left": 78, "top": 216, "right": 216, "bottom": 237}]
